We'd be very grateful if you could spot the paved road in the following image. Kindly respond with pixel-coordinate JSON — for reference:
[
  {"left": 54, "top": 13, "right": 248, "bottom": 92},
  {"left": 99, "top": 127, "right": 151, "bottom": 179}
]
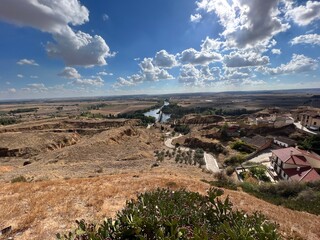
[
  {"left": 294, "top": 122, "right": 317, "bottom": 135},
  {"left": 164, "top": 134, "right": 220, "bottom": 173},
  {"left": 204, "top": 152, "right": 220, "bottom": 172},
  {"left": 247, "top": 151, "right": 272, "bottom": 163}
]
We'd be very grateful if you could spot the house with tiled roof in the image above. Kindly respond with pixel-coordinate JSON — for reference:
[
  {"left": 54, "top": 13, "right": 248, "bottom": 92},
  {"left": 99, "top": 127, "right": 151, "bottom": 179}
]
[
  {"left": 241, "top": 135, "right": 272, "bottom": 151},
  {"left": 270, "top": 147, "right": 320, "bottom": 182},
  {"left": 273, "top": 136, "right": 297, "bottom": 148}
]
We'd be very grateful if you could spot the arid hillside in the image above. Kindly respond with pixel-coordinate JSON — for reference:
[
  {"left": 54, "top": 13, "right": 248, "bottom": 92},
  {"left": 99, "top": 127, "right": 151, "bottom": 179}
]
[
  {"left": 1, "top": 118, "right": 320, "bottom": 240},
  {"left": 1, "top": 169, "right": 320, "bottom": 240},
  {"left": 0, "top": 120, "right": 160, "bottom": 182}
]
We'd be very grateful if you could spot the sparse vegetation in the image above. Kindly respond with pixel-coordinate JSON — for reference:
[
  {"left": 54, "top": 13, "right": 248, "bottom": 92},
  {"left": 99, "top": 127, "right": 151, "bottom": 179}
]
[
  {"left": 9, "top": 108, "right": 38, "bottom": 114},
  {"left": 11, "top": 175, "right": 27, "bottom": 183},
  {"left": 224, "top": 154, "right": 246, "bottom": 166},
  {"left": 57, "top": 188, "right": 280, "bottom": 240},
  {"left": 240, "top": 180, "right": 320, "bottom": 215},
  {"left": 231, "top": 140, "right": 255, "bottom": 154},
  {"left": 162, "top": 103, "right": 259, "bottom": 119},
  {"left": 0, "top": 117, "right": 18, "bottom": 125},
  {"left": 173, "top": 124, "right": 190, "bottom": 134},
  {"left": 299, "top": 135, "right": 320, "bottom": 154}
]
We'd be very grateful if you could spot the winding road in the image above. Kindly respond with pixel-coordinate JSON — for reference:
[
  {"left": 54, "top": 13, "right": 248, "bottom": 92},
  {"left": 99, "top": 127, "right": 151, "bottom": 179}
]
[{"left": 164, "top": 134, "right": 220, "bottom": 173}]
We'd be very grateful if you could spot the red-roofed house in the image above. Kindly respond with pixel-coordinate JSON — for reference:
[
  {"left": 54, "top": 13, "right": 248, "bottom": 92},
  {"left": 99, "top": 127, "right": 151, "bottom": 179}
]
[{"left": 270, "top": 147, "right": 320, "bottom": 182}]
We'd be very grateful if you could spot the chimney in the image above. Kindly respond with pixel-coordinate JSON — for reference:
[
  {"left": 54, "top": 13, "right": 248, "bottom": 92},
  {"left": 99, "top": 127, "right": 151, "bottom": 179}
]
[{"left": 290, "top": 150, "right": 293, "bottom": 156}]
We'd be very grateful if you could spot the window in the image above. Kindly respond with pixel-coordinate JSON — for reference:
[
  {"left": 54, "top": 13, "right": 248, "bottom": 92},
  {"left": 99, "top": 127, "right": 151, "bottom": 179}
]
[{"left": 314, "top": 122, "right": 317, "bottom": 125}]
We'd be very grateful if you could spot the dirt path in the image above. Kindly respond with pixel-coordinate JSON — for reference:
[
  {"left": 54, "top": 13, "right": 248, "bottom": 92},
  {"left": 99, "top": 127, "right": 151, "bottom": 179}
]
[{"left": 164, "top": 134, "right": 220, "bottom": 172}]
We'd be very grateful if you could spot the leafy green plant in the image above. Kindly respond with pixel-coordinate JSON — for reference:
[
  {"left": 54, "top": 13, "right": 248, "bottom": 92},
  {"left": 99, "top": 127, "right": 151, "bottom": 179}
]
[{"left": 57, "top": 188, "right": 280, "bottom": 240}]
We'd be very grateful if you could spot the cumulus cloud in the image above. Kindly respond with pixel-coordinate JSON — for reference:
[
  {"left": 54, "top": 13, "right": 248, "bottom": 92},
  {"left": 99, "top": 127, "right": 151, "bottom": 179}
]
[
  {"left": 72, "top": 76, "right": 104, "bottom": 86},
  {"left": 291, "top": 34, "right": 320, "bottom": 45},
  {"left": 113, "top": 77, "right": 137, "bottom": 87},
  {"left": 223, "top": 67, "right": 252, "bottom": 80},
  {"left": 286, "top": 1, "right": 320, "bottom": 26},
  {"left": 58, "top": 67, "right": 81, "bottom": 79},
  {"left": 180, "top": 48, "right": 222, "bottom": 65},
  {"left": 114, "top": 57, "right": 174, "bottom": 87},
  {"left": 178, "top": 65, "right": 216, "bottom": 86},
  {"left": 197, "top": 0, "right": 289, "bottom": 48},
  {"left": 0, "top": 0, "right": 113, "bottom": 67},
  {"left": 200, "top": 37, "right": 224, "bottom": 52},
  {"left": 17, "top": 59, "right": 39, "bottom": 66},
  {"left": 17, "top": 74, "right": 24, "bottom": 78},
  {"left": 190, "top": 13, "right": 202, "bottom": 23},
  {"left": 46, "top": 29, "right": 113, "bottom": 67},
  {"left": 271, "top": 49, "right": 281, "bottom": 55},
  {"left": 265, "top": 54, "right": 318, "bottom": 75},
  {"left": 153, "top": 50, "right": 178, "bottom": 69},
  {"left": 224, "top": 51, "right": 269, "bottom": 68}
]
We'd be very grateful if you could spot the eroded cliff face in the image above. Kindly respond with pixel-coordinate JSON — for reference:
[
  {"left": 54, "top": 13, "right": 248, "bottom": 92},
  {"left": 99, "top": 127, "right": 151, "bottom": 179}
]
[
  {"left": 0, "top": 124, "right": 162, "bottom": 182},
  {"left": 0, "top": 132, "right": 81, "bottom": 158}
]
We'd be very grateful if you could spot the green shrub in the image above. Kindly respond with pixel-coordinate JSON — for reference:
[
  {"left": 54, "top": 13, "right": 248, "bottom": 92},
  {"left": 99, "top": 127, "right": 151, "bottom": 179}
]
[
  {"left": 11, "top": 176, "right": 27, "bottom": 183},
  {"left": 231, "top": 140, "right": 255, "bottom": 154},
  {"left": 57, "top": 188, "right": 280, "bottom": 240},
  {"left": 240, "top": 181, "right": 320, "bottom": 215},
  {"left": 204, "top": 172, "right": 238, "bottom": 190},
  {"left": 225, "top": 154, "right": 246, "bottom": 166},
  {"left": 225, "top": 166, "right": 235, "bottom": 176}
]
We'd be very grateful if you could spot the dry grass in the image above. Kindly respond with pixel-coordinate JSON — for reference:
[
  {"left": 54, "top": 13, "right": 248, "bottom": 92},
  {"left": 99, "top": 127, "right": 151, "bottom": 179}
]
[
  {"left": 1, "top": 166, "right": 320, "bottom": 239},
  {"left": 0, "top": 170, "right": 208, "bottom": 240}
]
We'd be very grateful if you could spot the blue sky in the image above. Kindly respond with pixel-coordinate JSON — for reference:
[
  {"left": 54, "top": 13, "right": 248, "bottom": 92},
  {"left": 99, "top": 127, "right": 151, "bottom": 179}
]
[{"left": 0, "top": 0, "right": 320, "bottom": 99}]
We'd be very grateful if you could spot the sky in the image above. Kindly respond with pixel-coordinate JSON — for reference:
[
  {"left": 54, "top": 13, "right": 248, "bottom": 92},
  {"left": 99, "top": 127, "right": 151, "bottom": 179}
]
[{"left": 0, "top": 0, "right": 320, "bottom": 100}]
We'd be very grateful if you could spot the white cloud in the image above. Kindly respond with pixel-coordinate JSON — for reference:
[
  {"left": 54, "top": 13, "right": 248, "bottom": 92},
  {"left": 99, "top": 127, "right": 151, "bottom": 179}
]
[
  {"left": 17, "top": 74, "right": 24, "bottom": 78},
  {"left": 27, "top": 83, "right": 48, "bottom": 92},
  {"left": 139, "top": 58, "right": 174, "bottom": 81},
  {"left": 286, "top": 1, "right": 320, "bottom": 26},
  {"left": 8, "top": 88, "right": 16, "bottom": 93},
  {"left": 47, "top": 29, "right": 114, "bottom": 67},
  {"left": 114, "top": 77, "right": 137, "bottom": 87},
  {"left": 241, "top": 79, "right": 266, "bottom": 85},
  {"left": 58, "top": 67, "right": 81, "bottom": 79},
  {"left": 223, "top": 67, "right": 252, "bottom": 80},
  {"left": 291, "top": 34, "right": 320, "bottom": 46},
  {"left": 114, "top": 57, "right": 174, "bottom": 88},
  {"left": 224, "top": 51, "right": 269, "bottom": 68},
  {"left": 197, "top": 0, "right": 289, "bottom": 48},
  {"left": 153, "top": 50, "right": 178, "bottom": 69},
  {"left": 30, "top": 75, "right": 39, "bottom": 79},
  {"left": 271, "top": 49, "right": 281, "bottom": 55},
  {"left": 102, "top": 14, "right": 109, "bottom": 21},
  {"left": 200, "top": 37, "right": 223, "bottom": 52},
  {"left": 190, "top": 13, "right": 202, "bottom": 23},
  {"left": 179, "top": 48, "right": 222, "bottom": 65},
  {"left": 0, "top": 0, "right": 113, "bottom": 67},
  {"left": 72, "top": 76, "right": 104, "bottom": 86},
  {"left": 17, "top": 59, "right": 39, "bottom": 66},
  {"left": 97, "top": 71, "right": 113, "bottom": 76},
  {"left": 178, "top": 65, "right": 216, "bottom": 86},
  {"left": 265, "top": 54, "right": 318, "bottom": 75}
]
